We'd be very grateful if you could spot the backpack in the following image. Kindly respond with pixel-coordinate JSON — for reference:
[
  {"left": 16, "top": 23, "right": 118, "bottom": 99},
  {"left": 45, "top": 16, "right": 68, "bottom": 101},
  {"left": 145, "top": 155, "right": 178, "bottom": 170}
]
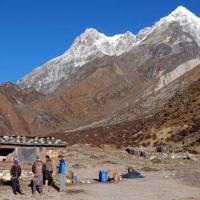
[{"left": 32, "top": 160, "right": 45, "bottom": 177}]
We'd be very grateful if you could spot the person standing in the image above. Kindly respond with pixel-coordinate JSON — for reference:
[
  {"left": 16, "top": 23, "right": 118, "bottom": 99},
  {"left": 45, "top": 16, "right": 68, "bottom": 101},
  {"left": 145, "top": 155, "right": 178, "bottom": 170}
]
[
  {"left": 10, "top": 160, "right": 23, "bottom": 195},
  {"left": 32, "top": 156, "right": 45, "bottom": 194},
  {"left": 57, "top": 155, "right": 67, "bottom": 192},
  {"left": 45, "top": 155, "right": 53, "bottom": 186}
]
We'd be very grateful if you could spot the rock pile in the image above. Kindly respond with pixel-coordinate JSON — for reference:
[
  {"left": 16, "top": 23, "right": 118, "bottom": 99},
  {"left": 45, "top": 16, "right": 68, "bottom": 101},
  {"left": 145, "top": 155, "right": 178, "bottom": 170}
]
[
  {"left": 0, "top": 136, "right": 66, "bottom": 147},
  {"left": 0, "top": 169, "right": 33, "bottom": 181},
  {"left": 125, "top": 146, "right": 196, "bottom": 161}
]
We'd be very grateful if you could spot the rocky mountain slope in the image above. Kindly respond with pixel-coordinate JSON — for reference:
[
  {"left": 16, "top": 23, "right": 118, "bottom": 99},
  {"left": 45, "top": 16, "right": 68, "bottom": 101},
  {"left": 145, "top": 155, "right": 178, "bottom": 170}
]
[
  {"left": 17, "top": 29, "right": 136, "bottom": 94},
  {"left": 27, "top": 6, "right": 200, "bottom": 130},
  {"left": 17, "top": 6, "right": 200, "bottom": 95},
  {"left": 59, "top": 74, "right": 200, "bottom": 153},
  {"left": 142, "top": 75, "right": 200, "bottom": 152},
  {"left": 0, "top": 83, "right": 42, "bottom": 135},
  {"left": 0, "top": 83, "right": 66, "bottom": 136},
  {"left": 0, "top": 6, "right": 200, "bottom": 150}
]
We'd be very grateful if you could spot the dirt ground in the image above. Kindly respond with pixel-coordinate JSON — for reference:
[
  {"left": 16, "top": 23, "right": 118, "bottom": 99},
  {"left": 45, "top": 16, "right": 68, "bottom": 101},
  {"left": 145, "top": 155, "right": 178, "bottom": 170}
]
[{"left": 0, "top": 144, "right": 200, "bottom": 200}]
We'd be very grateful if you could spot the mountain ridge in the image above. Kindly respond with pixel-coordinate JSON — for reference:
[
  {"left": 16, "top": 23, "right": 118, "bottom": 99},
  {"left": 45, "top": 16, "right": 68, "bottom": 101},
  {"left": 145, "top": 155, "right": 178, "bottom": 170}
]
[
  {"left": 0, "top": 6, "right": 200, "bottom": 154},
  {"left": 17, "top": 6, "right": 200, "bottom": 94}
]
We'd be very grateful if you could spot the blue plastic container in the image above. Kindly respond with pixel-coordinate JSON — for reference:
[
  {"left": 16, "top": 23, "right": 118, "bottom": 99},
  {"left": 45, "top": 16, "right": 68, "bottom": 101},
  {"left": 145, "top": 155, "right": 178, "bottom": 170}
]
[
  {"left": 72, "top": 175, "right": 78, "bottom": 183},
  {"left": 99, "top": 170, "right": 108, "bottom": 182}
]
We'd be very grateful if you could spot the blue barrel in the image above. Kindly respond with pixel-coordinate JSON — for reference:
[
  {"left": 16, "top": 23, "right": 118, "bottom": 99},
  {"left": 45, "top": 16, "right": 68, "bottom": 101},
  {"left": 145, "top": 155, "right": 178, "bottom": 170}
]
[{"left": 99, "top": 170, "right": 108, "bottom": 182}]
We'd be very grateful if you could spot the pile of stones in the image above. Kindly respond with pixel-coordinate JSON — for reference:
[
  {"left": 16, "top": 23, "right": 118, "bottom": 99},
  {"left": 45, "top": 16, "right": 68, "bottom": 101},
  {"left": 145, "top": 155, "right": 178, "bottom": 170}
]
[
  {"left": 125, "top": 146, "right": 196, "bottom": 161},
  {"left": 0, "top": 136, "right": 66, "bottom": 146}
]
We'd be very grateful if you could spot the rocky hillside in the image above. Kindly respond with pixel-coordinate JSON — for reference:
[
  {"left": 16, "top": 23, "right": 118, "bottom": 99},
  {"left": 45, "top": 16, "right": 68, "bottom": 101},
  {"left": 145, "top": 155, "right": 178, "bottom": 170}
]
[
  {"left": 17, "top": 6, "right": 200, "bottom": 94},
  {"left": 59, "top": 75, "right": 200, "bottom": 152},
  {"left": 141, "top": 75, "right": 200, "bottom": 152},
  {"left": 17, "top": 29, "right": 136, "bottom": 94},
  {"left": 27, "top": 6, "right": 200, "bottom": 132},
  {"left": 0, "top": 83, "right": 43, "bottom": 135},
  {"left": 0, "top": 83, "right": 65, "bottom": 136},
  {"left": 0, "top": 6, "right": 200, "bottom": 151}
]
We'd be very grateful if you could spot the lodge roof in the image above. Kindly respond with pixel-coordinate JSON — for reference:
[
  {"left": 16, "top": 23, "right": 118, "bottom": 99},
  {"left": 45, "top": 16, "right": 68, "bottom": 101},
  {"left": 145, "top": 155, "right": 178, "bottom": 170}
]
[{"left": 0, "top": 136, "right": 66, "bottom": 147}]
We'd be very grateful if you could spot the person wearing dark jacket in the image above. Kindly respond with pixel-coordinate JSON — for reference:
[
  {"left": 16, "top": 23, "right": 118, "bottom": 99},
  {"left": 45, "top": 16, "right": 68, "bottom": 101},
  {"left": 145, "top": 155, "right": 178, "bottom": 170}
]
[
  {"left": 44, "top": 155, "right": 53, "bottom": 186},
  {"left": 10, "top": 160, "right": 23, "bottom": 195},
  {"left": 44, "top": 155, "right": 59, "bottom": 191}
]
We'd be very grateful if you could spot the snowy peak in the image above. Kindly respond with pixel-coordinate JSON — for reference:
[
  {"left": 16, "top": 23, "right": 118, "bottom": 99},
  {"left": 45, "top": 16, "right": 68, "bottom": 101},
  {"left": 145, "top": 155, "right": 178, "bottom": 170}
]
[
  {"left": 136, "top": 6, "right": 200, "bottom": 46},
  {"left": 79, "top": 28, "right": 136, "bottom": 44},
  {"left": 18, "top": 6, "right": 200, "bottom": 94},
  {"left": 171, "top": 6, "right": 196, "bottom": 17},
  {"left": 143, "top": 6, "right": 200, "bottom": 31},
  {"left": 17, "top": 28, "right": 136, "bottom": 94},
  {"left": 167, "top": 6, "right": 200, "bottom": 45},
  {"left": 167, "top": 6, "right": 200, "bottom": 23},
  {"left": 82, "top": 28, "right": 101, "bottom": 36},
  {"left": 68, "top": 28, "right": 136, "bottom": 56},
  {"left": 70, "top": 28, "right": 103, "bottom": 49}
]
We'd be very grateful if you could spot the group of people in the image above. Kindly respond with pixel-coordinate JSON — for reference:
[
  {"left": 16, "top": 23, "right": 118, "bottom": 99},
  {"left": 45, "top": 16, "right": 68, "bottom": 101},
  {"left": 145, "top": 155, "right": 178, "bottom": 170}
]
[{"left": 10, "top": 154, "right": 67, "bottom": 195}]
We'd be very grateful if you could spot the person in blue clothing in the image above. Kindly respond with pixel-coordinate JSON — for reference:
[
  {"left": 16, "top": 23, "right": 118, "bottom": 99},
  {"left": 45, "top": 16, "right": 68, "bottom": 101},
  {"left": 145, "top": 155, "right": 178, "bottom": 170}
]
[{"left": 57, "top": 154, "right": 67, "bottom": 192}]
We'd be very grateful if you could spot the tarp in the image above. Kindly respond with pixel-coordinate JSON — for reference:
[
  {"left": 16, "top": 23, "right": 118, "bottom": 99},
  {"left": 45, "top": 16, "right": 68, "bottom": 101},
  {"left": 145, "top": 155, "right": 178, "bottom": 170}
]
[{"left": 122, "top": 171, "right": 144, "bottom": 179}]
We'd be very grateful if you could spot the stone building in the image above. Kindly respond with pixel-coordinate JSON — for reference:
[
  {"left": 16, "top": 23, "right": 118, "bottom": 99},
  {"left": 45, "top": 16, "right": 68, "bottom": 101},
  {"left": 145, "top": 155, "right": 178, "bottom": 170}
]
[{"left": 0, "top": 136, "right": 66, "bottom": 163}]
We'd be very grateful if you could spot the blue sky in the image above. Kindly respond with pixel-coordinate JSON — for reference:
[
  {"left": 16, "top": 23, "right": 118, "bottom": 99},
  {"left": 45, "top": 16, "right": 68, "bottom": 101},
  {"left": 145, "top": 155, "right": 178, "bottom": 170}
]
[{"left": 0, "top": 0, "right": 199, "bottom": 83}]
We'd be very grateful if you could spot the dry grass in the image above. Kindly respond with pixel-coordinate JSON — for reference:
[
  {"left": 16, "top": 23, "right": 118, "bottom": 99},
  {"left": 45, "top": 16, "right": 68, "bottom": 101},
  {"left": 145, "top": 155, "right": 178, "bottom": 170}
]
[
  {"left": 100, "top": 160, "right": 118, "bottom": 165},
  {"left": 66, "top": 189, "right": 85, "bottom": 194},
  {"left": 141, "top": 166, "right": 160, "bottom": 172}
]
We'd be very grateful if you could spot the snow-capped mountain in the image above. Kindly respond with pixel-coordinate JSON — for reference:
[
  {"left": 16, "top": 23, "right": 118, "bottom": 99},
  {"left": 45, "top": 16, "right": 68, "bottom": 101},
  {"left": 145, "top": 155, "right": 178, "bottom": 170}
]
[
  {"left": 166, "top": 6, "right": 200, "bottom": 46},
  {"left": 17, "top": 29, "right": 136, "bottom": 94},
  {"left": 17, "top": 6, "right": 200, "bottom": 94},
  {"left": 139, "top": 6, "right": 200, "bottom": 45},
  {"left": 3, "top": 6, "right": 200, "bottom": 141}
]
